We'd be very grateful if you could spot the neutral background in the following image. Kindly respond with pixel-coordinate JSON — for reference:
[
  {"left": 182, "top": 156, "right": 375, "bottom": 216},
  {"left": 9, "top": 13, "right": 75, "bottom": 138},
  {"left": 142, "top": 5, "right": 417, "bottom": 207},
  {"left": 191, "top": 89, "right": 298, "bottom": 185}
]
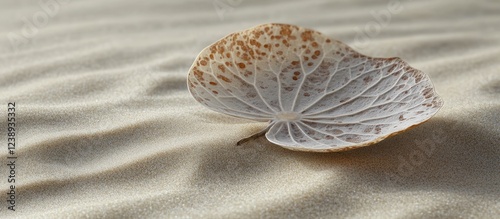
[{"left": 0, "top": 0, "right": 499, "bottom": 218}]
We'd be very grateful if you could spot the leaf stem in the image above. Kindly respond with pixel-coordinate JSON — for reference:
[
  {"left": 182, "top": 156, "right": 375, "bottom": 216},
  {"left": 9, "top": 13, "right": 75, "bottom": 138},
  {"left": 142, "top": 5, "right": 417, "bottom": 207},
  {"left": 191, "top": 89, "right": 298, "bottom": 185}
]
[{"left": 236, "top": 122, "right": 273, "bottom": 146}]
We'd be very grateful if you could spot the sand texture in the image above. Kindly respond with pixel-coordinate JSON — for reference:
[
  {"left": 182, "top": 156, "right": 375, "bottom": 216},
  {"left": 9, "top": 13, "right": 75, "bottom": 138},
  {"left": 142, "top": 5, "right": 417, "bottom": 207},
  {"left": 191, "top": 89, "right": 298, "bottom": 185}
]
[{"left": 0, "top": 0, "right": 499, "bottom": 218}]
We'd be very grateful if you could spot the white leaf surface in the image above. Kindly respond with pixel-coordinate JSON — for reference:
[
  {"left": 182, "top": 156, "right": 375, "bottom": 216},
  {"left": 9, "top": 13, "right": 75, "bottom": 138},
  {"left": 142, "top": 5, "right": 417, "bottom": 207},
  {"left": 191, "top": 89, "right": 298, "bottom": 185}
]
[{"left": 187, "top": 23, "right": 443, "bottom": 152}]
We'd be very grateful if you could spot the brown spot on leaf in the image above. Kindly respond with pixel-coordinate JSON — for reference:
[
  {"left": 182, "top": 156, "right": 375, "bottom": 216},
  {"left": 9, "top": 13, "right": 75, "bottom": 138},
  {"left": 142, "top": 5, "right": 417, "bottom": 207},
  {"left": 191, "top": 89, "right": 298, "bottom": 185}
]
[
  {"left": 301, "top": 31, "right": 314, "bottom": 41},
  {"left": 217, "top": 75, "right": 231, "bottom": 83},
  {"left": 332, "top": 129, "right": 343, "bottom": 135},
  {"left": 193, "top": 69, "right": 204, "bottom": 81},
  {"left": 388, "top": 64, "right": 397, "bottom": 72},
  {"left": 363, "top": 76, "right": 372, "bottom": 83},
  {"left": 415, "top": 74, "right": 423, "bottom": 83},
  {"left": 218, "top": 65, "right": 226, "bottom": 73},
  {"left": 345, "top": 136, "right": 362, "bottom": 143},
  {"left": 340, "top": 98, "right": 350, "bottom": 103},
  {"left": 280, "top": 27, "right": 292, "bottom": 36},
  {"left": 399, "top": 115, "right": 405, "bottom": 121},
  {"left": 422, "top": 88, "right": 433, "bottom": 99}
]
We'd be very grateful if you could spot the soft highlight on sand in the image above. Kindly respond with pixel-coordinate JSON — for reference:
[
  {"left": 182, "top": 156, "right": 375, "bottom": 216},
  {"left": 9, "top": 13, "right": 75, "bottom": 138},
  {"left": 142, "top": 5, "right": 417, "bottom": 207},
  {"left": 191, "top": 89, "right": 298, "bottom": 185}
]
[{"left": 0, "top": 0, "right": 499, "bottom": 218}]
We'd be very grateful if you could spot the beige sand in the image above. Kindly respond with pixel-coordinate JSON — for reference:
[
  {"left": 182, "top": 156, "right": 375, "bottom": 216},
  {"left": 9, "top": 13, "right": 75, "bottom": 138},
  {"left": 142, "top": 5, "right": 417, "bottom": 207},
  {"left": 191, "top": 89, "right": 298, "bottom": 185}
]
[{"left": 0, "top": 0, "right": 499, "bottom": 218}]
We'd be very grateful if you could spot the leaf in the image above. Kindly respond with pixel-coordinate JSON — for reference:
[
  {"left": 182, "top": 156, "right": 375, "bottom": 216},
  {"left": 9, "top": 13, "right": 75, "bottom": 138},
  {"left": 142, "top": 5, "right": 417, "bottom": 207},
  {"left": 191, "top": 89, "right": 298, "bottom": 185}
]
[{"left": 187, "top": 23, "right": 444, "bottom": 152}]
